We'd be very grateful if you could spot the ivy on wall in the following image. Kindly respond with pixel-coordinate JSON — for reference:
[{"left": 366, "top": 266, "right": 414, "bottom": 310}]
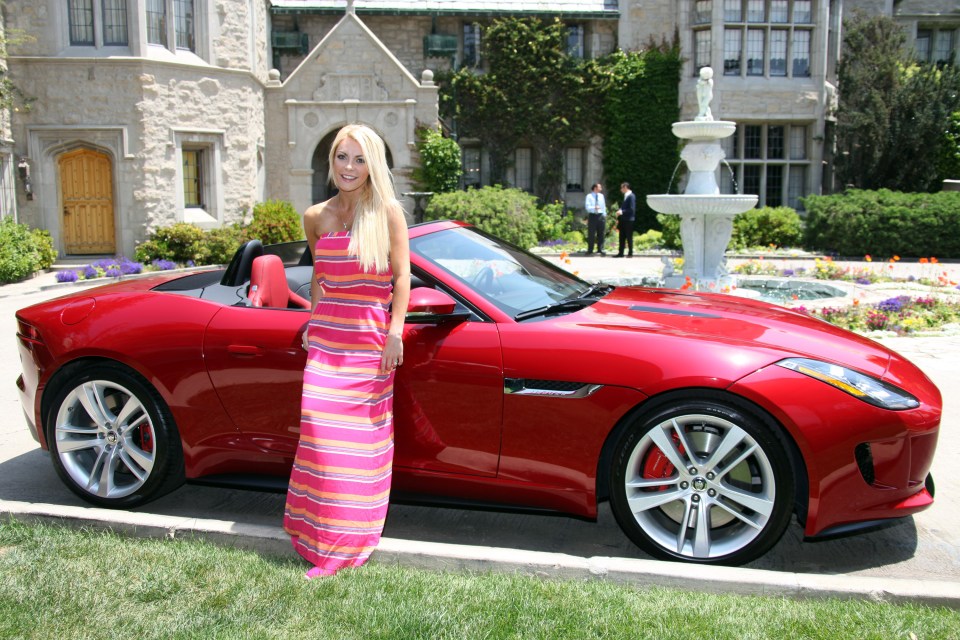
[{"left": 593, "top": 42, "right": 682, "bottom": 233}]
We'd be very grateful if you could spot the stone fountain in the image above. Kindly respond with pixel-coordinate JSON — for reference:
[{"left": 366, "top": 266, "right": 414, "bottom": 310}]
[{"left": 646, "top": 67, "right": 757, "bottom": 291}]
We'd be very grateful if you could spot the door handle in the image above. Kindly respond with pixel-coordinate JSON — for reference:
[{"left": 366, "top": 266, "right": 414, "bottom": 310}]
[{"left": 227, "top": 344, "right": 264, "bottom": 356}]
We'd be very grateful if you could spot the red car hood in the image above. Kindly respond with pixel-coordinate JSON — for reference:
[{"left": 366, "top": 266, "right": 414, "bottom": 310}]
[{"left": 575, "top": 286, "right": 894, "bottom": 378}]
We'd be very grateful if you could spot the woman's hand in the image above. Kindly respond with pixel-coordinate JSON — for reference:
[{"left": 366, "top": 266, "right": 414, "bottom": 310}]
[
  {"left": 380, "top": 332, "right": 404, "bottom": 372},
  {"left": 302, "top": 330, "right": 309, "bottom": 351}
]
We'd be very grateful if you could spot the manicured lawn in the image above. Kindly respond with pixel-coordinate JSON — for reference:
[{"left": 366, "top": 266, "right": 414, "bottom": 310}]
[{"left": 1, "top": 519, "right": 958, "bottom": 639}]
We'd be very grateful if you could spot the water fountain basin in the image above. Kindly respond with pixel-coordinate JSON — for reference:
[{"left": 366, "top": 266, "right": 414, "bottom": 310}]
[
  {"left": 646, "top": 194, "right": 758, "bottom": 216},
  {"left": 672, "top": 121, "right": 736, "bottom": 140}
]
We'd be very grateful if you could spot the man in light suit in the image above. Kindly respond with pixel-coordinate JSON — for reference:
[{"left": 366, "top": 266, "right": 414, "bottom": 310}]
[
  {"left": 584, "top": 183, "right": 607, "bottom": 255},
  {"left": 615, "top": 182, "right": 635, "bottom": 257}
]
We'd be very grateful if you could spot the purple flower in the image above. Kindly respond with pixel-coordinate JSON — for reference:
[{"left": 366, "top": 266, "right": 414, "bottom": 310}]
[
  {"left": 781, "top": 269, "right": 795, "bottom": 277},
  {"left": 82, "top": 266, "right": 99, "bottom": 279},
  {"left": 105, "top": 267, "right": 121, "bottom": 277},
  {"left": 908, "top": 275, "right": 916, "bottom": 282},
  {"left": 186, "top": 260, "right": 195, "bottom": 267},
  {"left": 56, "top": 270, "right": 79, "bottom": 283},
  {"left": 120, "top": 259, "right": 143, "bottom": 275},
  {"left": 91, "top": 259, "right": 116, "bottom": 270},
  {"left": 855, "top": 277, "right": 871, "bottom": 285},
  {"left": 151, "top": 259, "right": 176, "bottom": 271},
  {"left": 877, "top": 296, "right": 908, "bottom": 313}
]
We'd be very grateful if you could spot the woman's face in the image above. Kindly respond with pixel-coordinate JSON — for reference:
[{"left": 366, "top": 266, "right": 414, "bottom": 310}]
[{"left": 333, "top": 136, "right": 370, "bottom": 193}]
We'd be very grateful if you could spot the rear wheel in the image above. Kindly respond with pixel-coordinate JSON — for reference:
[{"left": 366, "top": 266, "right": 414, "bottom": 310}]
[
  {"left": 46, "top": 363, "right": 185, "bottom": 508},
  {"left": 610, "top": 398, "right": 794, "bottom": 565}
]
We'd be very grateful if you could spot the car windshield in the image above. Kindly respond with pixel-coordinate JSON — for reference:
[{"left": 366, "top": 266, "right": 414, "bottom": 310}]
[{"left": 411, "top": 226, "right": 593, "bottom": 317}]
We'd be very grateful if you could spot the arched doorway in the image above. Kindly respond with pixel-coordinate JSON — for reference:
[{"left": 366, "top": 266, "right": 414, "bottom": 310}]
[
  {"left": 59, "top": 148, "right": 116, "bottom": 255},
  {"left": 311, "top": 130, "right": 394, "bottom": 205}
]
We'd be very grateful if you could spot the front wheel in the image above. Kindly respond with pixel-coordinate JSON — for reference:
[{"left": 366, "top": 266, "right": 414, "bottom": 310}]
[
  {"left": 46, "top": 363, "right": 185, "bottom": 508},
  {"left": 610, "top": 398, "right": 794, "bottom": 565}
]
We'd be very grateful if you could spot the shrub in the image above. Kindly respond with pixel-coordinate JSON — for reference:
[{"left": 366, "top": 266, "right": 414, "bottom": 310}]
[
  {"left": 412, "top": 126, "right": 462, "bottom": 193},
  {"left": 134, "top": 222, "right": 205, "bottom": 264},
  {"left": 803, "top": 189, "right": 960, "bottom": 257},
  {"left": 533, "top": 201, "right": 568, "bottom": 242},
  {"left": 244, "top": 200, "right": 303, "bottom": 245},
  {"left": 729, "top": 206, "right": 803, "bottom": 250},
  {"left": 422, "top": 185, "right": 540, "bottom": 249},
  {"left": 0, "top": 217, "right": 58, "bottom": 283},
  {"left": 199, "top": 224, "right": 246, "bottom": 265},
  {"left": 31, "top": 229, "right": 57, "bottom": 270}
]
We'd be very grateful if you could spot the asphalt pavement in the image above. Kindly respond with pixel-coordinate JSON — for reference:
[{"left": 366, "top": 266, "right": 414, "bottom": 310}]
[{"left": 2, "top": 257, "right": 960, "bottom": 607}]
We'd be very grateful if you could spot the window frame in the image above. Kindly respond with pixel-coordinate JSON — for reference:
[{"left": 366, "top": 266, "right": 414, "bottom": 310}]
[
  {"left": 564, "top": 147, "right": 584, "bottom": 193},
  {"left": 182, "top": 148, "right": 205, "bottom": 209},
  {"left": 67, "top": 0, "right": 129, "bottom": 48},
  {"left": 715, "top": 0, "right": 814, "bottom": 79},
  {"left": 721, "top": 122, "right": 810, "bottom": 208}
]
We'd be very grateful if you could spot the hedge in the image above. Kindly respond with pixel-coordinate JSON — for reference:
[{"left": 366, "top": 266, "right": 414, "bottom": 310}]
[{"left": 803, "top": 189, "right": 960, "bottom": 258}]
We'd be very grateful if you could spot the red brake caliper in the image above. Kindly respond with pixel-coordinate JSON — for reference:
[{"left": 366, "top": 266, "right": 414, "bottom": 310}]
[{"left": 642, "top": 432, "right": 685, "bottom": 490}]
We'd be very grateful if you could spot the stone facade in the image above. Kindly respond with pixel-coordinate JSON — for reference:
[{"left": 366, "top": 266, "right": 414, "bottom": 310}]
[{"left": 3, "top": 0, "right": 960, "bottom": 255}]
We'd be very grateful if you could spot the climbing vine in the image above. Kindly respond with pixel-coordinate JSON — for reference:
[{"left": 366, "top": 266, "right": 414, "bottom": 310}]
[{"left": 593, "top": 42, "right": 682, "bottom": 233}]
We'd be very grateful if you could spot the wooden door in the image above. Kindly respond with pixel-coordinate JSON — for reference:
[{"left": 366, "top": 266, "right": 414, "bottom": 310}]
[{"left": 60, "top": 149, "right": 116, "bottom": 254}]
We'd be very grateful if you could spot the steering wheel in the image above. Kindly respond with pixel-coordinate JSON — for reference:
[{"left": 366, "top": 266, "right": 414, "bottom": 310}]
[{"left": 472, "top": 265, "right": 500, "bottom": 293}]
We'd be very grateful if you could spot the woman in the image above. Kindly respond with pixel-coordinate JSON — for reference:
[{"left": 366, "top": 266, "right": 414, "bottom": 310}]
[{"left": 283, "top": 124, "right": 410, "bottom": 579}]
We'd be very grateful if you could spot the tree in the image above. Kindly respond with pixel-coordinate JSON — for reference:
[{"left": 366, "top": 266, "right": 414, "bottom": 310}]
[
  {"left": 412, "top": 125, "right": 463, "bottom": 193},
  {"left": 443, "top": 18, "right": 601, "bottom": 202},
  {"left": 836, "top": 12, "right": 960, "bottom": 192}
]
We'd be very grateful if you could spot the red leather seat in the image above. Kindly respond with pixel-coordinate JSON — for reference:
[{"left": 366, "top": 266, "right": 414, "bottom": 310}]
[{"left": 249, "top": 254, "right": 311, "bottom": 309}]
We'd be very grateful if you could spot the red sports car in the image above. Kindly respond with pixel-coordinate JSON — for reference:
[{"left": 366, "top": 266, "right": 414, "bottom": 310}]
[{"left": 15, "top": 220, "right": 940, "bottom": 565}]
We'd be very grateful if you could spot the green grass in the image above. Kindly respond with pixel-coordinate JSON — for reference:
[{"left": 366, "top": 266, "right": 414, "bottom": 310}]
[{"left": 1, "top": 519, "right": 958, "bottom": 639}]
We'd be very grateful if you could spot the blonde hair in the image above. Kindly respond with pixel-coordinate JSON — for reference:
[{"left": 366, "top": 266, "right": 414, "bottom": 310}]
[{"left": 328, "top": 124, "right": 400, "bottom": 274}]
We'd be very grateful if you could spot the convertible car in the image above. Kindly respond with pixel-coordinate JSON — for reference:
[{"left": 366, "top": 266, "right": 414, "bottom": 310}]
[{"left": 15, "top": 220, "right": 940, "bottom": 565}]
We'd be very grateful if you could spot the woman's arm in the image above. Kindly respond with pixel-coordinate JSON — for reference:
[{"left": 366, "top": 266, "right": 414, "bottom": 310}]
[
  {"left": 301, "top": 205, "right": 323, "bottom": 350},
  {"left": 380, "top": 204, "right": 410, "bottom": 371}
]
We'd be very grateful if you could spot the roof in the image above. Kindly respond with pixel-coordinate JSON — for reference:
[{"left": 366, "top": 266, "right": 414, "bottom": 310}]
[{"left": 269, "top": 0, "right": 620, "bottom": 18}]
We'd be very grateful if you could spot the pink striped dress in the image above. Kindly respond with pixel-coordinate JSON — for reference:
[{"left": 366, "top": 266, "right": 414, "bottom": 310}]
[{"left": 283, "top": 231, "right": 395, "bottom": 575}]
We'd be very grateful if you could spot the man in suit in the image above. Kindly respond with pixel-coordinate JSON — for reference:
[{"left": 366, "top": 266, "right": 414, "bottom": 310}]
[
  {"left": 615, "top": 182, "right": 635, "bottom": 257},
  {"left": 584, "top": 182, "right": 607, "bottom": 255}
]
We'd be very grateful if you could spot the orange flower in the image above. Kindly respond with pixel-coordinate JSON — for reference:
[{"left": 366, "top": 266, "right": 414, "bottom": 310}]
[
  {"left": 853, "top": 299, "right": 860, "bottom": 306},
  {"left": 865, "top": 255, "right": 872, "bottom": 262},
  {"left": 920, "top": 258, "right": 929, "bottom": 264},
  {"left": 573, "top": 270, "right": 580, "bottom": 276},
  {"left": 893, "top": 255, "right": 900, "bottom": 261},
  {"left": 931, "top": 257, "right": 939, "bottom": 264},
  {"left": 564, "top": 258, "right": 571, "bottom": 265},
  {"left": 559, "top": 250, "right": 568, "bottom": 260},
  {"left": 792, "top": 294, "right": 799, "bottom": 300}
]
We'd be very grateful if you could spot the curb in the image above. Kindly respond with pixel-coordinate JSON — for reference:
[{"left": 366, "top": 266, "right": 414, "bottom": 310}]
[{"left": 3, "top": 499, "right": 959, "bottom": 608}]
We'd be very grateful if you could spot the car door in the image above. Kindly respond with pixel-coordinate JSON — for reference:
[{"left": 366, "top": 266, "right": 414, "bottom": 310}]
[{"left": 203, "top": 293, "right": 504, "bottom": 478}]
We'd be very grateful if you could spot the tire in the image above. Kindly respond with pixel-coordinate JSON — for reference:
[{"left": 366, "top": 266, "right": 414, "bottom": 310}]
[
  {"left": 609, "top": 397, "right": 794, "bottom": 565},
  {"left": 46, "top": 362, "right": 185, "bottom": 508}
]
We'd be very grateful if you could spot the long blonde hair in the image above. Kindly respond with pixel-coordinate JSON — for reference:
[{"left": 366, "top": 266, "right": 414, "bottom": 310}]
[{"left": 328, "top": 124, "right": 400, "bottom": 274}]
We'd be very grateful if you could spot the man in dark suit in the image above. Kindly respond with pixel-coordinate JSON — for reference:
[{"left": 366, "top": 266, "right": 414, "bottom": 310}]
[{"left": 615, "top": 182, "right": 635, "bottom": 257}]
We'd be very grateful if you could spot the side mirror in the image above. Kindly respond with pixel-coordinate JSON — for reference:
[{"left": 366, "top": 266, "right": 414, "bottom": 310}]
[{"left": 406, "top": 287, "right": 468, "bottom": 323}]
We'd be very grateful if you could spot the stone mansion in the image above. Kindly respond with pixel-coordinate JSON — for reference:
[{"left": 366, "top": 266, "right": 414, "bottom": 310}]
[{"left": 1, "top": 0, "right": 957, "bottom": 257}]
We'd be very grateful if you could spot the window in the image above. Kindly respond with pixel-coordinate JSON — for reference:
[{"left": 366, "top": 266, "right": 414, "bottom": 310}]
[
  {"left": 565, "top": 148, "right": 583, "bottom": 192},
  {"left": 717, "top": 1, "right": 814, "bottom": 78},
  {"left": 174, "top": 0, "right": 195, "bottom": 50},
  {"left": 514, "top": 148, "right": 532, "bottom": 192},
  {"left": 693, "top": 0, "right": 712, "bottom": 25},
  {"left": 146, "top": 0, "right": 196, "bottom": 52},
  {"left": 695, "top": 29, "right": 712, "bottom": 72},
  {"left": 102, "top": 0, "right": 128, "bottom": 45},
  {"left": 721, "top": 123, "right": 810, "bottom": 208},
  {"left": 724, "top": 28, "right": 742, "bottom": 75},
  {"left": 68, "top": 0, "right": 128, "bottom": 47},
  {"left": 463, "top": 147, "right": 481, "bottom": 188},
  {"left": 182, "top": 149, "right": 204, "bottom": 208},
  {"left": 917, "top": 28, "right": 956, "bottom": 66},
  {"left": 463, "top": 23, "right": 481, "bottom": 67},
  {"left": 567, "top": 25, "right": 584, "bottom": 58},
  {"left": 68, "top": 0, "right": 95, "bottom": 45},
  {"left": 147, "top": 0, "right": 167, "bottom": 46}
]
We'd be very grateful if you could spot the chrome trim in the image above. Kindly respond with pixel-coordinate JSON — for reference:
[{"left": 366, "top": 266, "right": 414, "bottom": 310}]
[{"left": 504, "top": 378, "right": 603, "bottom": 398}]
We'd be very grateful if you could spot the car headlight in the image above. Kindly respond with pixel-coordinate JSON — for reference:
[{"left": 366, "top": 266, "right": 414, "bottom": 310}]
[{"left": 776, "top": 358, "right": 920, "bottom": 410}]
